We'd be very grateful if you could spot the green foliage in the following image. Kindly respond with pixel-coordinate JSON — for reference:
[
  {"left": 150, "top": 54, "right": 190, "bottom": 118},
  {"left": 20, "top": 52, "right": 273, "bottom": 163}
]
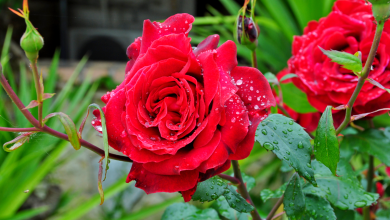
[
  {"left": 260, "top": 183, "right": 287, "bottom": 202},
  {"left": 212, "top": 197, "right": 251, "bottom": 220},
  {"left": 341, "top": 129, "right": 390, "bottom": 166},
  {"left": 256, "top": 114, "right": 317, "bottom": 186},
  {"left": 161, "top": 203, "right": 219, "bottom": 220},
  {"left": 301, "top": 194, "right": 336, "bottom": 220},
  {"left": 319, "top": 47, "right": 363, "bottom": 73},
  {"left": 314, "top": 106, "right": 339, "bottom": 175},
  {"left": 283, "top": 173, "right": 305, "bottom": 220},
  {"left": 376, "top": 209, "right": 390, "bottom": 220},
  {"left": 304, "top": 160, "right": 379, "bottom": 210},
  {"left": 280, "top": 83, "right": 318, "bottom": 113},
  {"left": 192, "top": 176, "right": 254, "bottom": 213}
]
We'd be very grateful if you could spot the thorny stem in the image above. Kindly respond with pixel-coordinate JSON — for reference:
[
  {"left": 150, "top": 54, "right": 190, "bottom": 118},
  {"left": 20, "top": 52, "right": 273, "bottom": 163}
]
[
  {"left": 266, "top": 195, "right": 284, "bottom": 220},
  {"left": 0, "top": 68, "right": 132, "bottom": 162},
  {"left": 336, "top": 22, "right": 384, "bottom": 134},
  {"left": 232, "top": 160, "right": 262, "bottom": 220},
  {"left": 217, "top": 174, "right": 240, "bottom": 184},
  {"left": 30, "top": 61, "right": 44, "bottom": 128},
  {"left": 363, "top": 155, "right": 374, "bottom": 220},
  {"left": 0, "top": 127, "right": 39, "bottom": 132}
]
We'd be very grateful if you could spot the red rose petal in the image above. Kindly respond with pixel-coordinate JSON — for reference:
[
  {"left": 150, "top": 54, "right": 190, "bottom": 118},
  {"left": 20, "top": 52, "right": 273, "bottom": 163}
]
[
  {"left": 127, "top": 162, "right": 199, "bottom": 194},
  {"left": 231, "top": 66, "right": 276, "bottom": 113},
  {"left": 193, "top": 34, "right": 220, "bottom": 56},
  {"left": 197, "top": 140, "right": 230, "bottom": 173},
  {"left": 197, "top": 51, "right": 220, "bottom": 109},
  {"left": 181, "top": 185, "right": 198, "bottom": 202}
]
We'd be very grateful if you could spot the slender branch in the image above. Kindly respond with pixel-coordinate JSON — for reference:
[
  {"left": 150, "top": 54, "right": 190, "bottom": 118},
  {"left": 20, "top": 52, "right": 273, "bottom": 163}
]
[
  {"left": 252, "top": 50, "right": 258, "bottom": 69},
  {"left": 271, "top": 211, "right": 285, "bottom": 220},
  {"left": 336, "top": 22, "right": 384, "bottom": 134},
  {"left": 232, "top": 160, "right": 262, "bottom": 220},
  {"left": 363, "top": 155, "right": 374, "bottom": 220},
  {"left": 0, "top": 67, "right": 132, "bottom": 162},
  {"left": 218, "top": 174, "right": 240, "bottom": 184},
  {"left": 30, "top": 62, "right": 44, "bottom": 127},
  {"left": 266, "top": 195, "right": 284, "bottom": 220},
  {"left": 0, "top": 127, "right": 39, "bottom": 132}
]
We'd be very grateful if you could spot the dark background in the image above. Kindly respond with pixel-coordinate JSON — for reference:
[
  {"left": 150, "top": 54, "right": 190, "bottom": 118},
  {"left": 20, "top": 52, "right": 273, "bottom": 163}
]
[{"left": 0, "top": 0, "right": 243, "bottom": 61}]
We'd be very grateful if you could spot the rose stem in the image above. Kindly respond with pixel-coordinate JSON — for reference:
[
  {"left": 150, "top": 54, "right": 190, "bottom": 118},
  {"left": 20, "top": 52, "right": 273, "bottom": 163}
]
[
  {"left": 252, "top": 50, "right": 258, "bottom": 69},
  {"left": 335, "top": 22, "right": 384, "bottom": 135},
  {"left": 232, "top": 160, "right": 262, "bottom": 220},
  {"left": 266, "top": 195, "right": 284, "bottom": 220},
  {"left": 0, "top": 67, "right": 132, "bottom": 162},
  {"left": 363, "top": 120, "right": 375, "bottom": 220},
  {"left": 217, "top": 174, "right": 240, "bottom": 184},
  {"left": 0, "top": 127, "right": 39, "bottom": 132},
  {"left": 30, "top": 61, "right": 44, "bottom": 128}
]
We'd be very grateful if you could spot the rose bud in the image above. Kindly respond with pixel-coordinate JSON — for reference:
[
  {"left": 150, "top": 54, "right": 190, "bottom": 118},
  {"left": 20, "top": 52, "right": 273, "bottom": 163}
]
[
  {"left": 368, "top": 0, "right": 390, "bottom": 23},
  {"left": 9, "top": 0, "right": 44, "bottom": 62},
  {"left": 288, "top": 0, "right": 390, "bottom": 119},
  {"left": 92, "top": 14, "right": 275, "bottom": 201},
  {"left": 236, "top": 15, "right": 260, "bottom": 51}
]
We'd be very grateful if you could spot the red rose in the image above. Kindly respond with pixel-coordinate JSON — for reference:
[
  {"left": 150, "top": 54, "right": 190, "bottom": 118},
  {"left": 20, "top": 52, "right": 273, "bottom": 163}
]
[
  {"left": 275, "top": 69, "right": 321, "bottom": 133},
  {"left": 92, "top": 14, "right": 275, "bottom": 201},
  {"left": 288, "top": 0, "right": 390, "bottom": 119}
]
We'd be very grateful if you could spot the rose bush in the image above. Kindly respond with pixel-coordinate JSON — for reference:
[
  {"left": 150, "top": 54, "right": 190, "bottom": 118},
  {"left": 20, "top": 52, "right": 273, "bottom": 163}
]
[
  {"left": 275, "top": 69, "right": 321, "bottom": 133},
  {"left": 92, "top": 14, "right": 275, "bottom": 201},
  {"left": 288, "top": 0, "right": 390, "bottom": 118}
]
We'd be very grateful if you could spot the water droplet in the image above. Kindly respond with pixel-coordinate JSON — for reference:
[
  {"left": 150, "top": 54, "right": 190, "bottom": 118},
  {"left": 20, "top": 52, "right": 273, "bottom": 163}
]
[
  {"left": 286, "top": 151, "right": 291, "bottom": 155},
  {"left": 287, "top": 128, "right": 293, "bottom": 132},
  {"left": 289, "top": 202, "right": 295, "bottom": 207},
  {"left": 289, "top": 120, "right": 294, "bottom": 125},
  {"left": 298, "top": 141, "right": 304, "bottom": 149},
  {"left": 273, "top": 126, "right": 277, "bottom": 130},
  {"left": 284, "top": 156, "right": 289, "bottom": 161},
  {"left": 354, "top": 201, "right": 367, "bottom": 208},
  {"left": 344, "top": 194, "right": 349, "bottom": 199},
  {"left": 236, "top": 199, "right": 240, "bottom": 202},
  {"left": 364, "top": 193, "right": 374, "bottom": 201},
  {"left": 282, "top": 130, "right": 287, "bottom": 134},
  {"left": 307, "top": 163, "right": 312, "bottom": 168},
  {"left": 263, "top": 142, "right": 275, "bottom": 151},
  {"left": 273, "top": 141, "right": 278, "bottom": 144},
  {"left": 261, "top": 129, "right": 267, "bottom": 135},
  {"left": 206, "top": 193, "right": 209, "bottom": 196},
  {"left": 236, "top": 80, "right": 243, "bottom": 85},
  {"left": 335, "top": 201, "right": 348, "bottom": 210},
  {"left": 210, "top": 186, "right": 214, "bottom": 189},
  {"left": 211, "top": 193, "right": 218, "bottom": 199}
]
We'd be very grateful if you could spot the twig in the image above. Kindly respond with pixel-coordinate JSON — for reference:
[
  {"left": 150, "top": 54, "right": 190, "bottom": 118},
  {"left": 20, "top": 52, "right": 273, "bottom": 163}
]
[
  {"left": 30, "top": 62, "right": 44, "bottom": 128},
  {"left": 0, "top": 127, "right": 39, "bottom": 132},
  {"left": 217, "top": 174, "right": 240, "bottom": 184},
  {"left": 232, "top": 160, "right": 262, "bottom": 220},
  {"left": 0, "top": 68, "right": 132, "bottom": 162},
  {"left": 336, "top": 22, "right": 384, "bottom": 134},
  {"left": 252, "top": 50, "right": 258, "bottom": 69},
  {"left": 266, "top": 195, "right": 284, "bottom": 220}
]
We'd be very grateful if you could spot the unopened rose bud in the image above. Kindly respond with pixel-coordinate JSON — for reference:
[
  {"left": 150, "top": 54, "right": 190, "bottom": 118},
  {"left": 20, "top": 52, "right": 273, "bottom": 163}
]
[
  {"left": 9, "top": 0, "right": 44, "bottom": 62},
  {"left": 367, "top": 0, "right": 390, "bottom": 23},
  {"left": 236, "top": 15, "right": 260, "bottom": 51}
]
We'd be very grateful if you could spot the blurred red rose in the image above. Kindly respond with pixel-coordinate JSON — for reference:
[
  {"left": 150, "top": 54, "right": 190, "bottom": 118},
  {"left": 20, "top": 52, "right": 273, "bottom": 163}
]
[
  {"left": 288, "top": 0, "right": 390, "bottom": 119},
  {"left": 275, "top": 69, "right": 321, "bottom": 132},
  {"left": 92, "top": 14, "right": 275, "bottom": 201}
]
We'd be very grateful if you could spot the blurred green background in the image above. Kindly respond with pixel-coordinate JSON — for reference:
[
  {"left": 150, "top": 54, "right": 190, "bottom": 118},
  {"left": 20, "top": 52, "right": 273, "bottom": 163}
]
[{"left": 0, "top": 0, "right": 337, "bottom": 219}]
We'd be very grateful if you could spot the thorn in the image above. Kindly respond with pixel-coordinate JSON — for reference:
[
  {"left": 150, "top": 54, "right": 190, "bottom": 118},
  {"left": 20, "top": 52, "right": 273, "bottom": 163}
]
[{"left": 8, "top": 8, "right": 24, "bottom": 18}]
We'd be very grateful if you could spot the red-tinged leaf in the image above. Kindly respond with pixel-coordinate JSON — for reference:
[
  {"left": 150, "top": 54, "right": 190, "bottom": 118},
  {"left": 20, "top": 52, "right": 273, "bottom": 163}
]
[
  {"left": 42, "top": 93, "right": 55, "bottom": 100},
  {"left": 8, "top": 8, "right": 24, "bottom": 18},
  {"left": 23, "top": 0, "right": 29, "bottom": 14},
  {"left": 3, "top": 132, "right": 36, "bottom": 152},
  {"left": 386, "top": 167, "right": 390, "bottom": 177},
  {"left": 80, "top": 104, "right": 109, "bottom": 181},
  {"left": 367, "top": 78, "right": 390, "bottom": 93},
  {"left": 351, "top": 108, "right": 390, "bottom": 121},
  {"left": 44, "top": 112, "right": 81, "bottom": 150},
  {"left": 24, "top": 100, "right": 39, "bottom": 109},
  {"left": 98, "top": 156, "right": 104, "bottom": 205}
]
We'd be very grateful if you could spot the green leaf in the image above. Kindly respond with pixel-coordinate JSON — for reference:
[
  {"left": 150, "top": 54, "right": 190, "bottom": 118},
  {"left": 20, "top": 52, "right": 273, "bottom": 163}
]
[
  {"left": 301, "top": 194, "right": 336, "bottom": 220},
  {"left": 212, "top": 197, "right": 251, "bottom": 220},
  {"left": 281, "top": 160, "right": 294, "bottom": 172},
  {"left": 256, "top": 114, "right": 317, "bottom": 186},
  {"left": 319, "top": 47, "right": 362, "bottom": 73},
  {"left": 304, "top": 160, "right": 379, "bottom": 210},
  {"left": 280, "top": 73, "right": 298, "bottom": 82},
  {"left": 3, "top": 132, "right": 36, "bottom": 152},
  {"left": 280, "top": 83, "right": 318, "bottom": 113},
  {"left": 283, "top": 173, "right": 305, "bottom": 219},
  {"left": 43, "top": 112, "right": 81, "bottom": 150},
  {"left": 241, "top": 173, "right": 255, "bottom": 192},
  {"left": 342, "top": 129, "right": 390, "bottom": 166},
  {"left": 192, "top": 176, "right": 254, "bottom": 213},
  {"left": 260, "top": 183, "right": 287, "bottom": 202},
  {"left": 1, "top": 206, "right": 48, "bottom": 220},
  {"left": 264, "top": 72, "right": 278, "bottom": 84},
  {"left": 314, "top": 106, "right": 339, "bottom": 175},
  {"left": 376, "top": 209, "right": 390, "bottom": 220},
  {"left": 161, "top": 203, "right": 220, "bottom": 220},
  {"left": 334, "top": 208, "right": 356, "bottom": 220}
]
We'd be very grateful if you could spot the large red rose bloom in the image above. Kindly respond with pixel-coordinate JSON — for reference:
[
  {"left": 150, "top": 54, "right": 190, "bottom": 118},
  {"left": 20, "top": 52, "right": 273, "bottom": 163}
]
[
  {"left": 288, "top": 0, "right": 390, "bottom": 118},
  {"left": 92, "top": 14, "right": 275, "bottom": 201}
]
